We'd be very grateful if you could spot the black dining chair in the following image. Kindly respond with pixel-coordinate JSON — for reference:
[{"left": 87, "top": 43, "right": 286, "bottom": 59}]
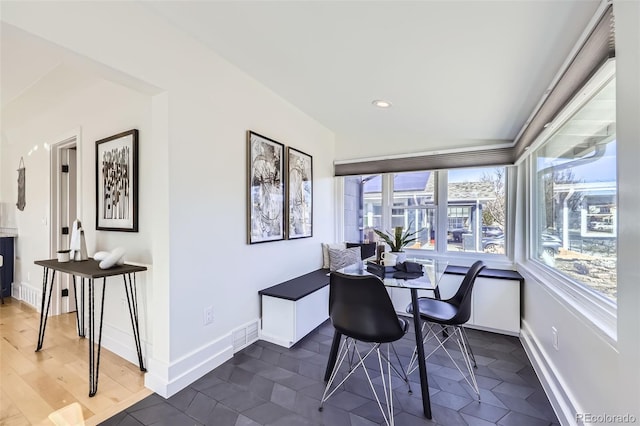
[
  {"left": 320, "top": 271, "right": 412, "bottom": 426},
  {"left": 406, "top": 260, "right": 485, "bottom": 398}
]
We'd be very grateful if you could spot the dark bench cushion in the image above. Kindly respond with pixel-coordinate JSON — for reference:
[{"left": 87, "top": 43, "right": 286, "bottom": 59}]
[
  {"left": 259, "top": 269, "right": 330, "bottom": 301},
  {"left": 445, "top": 265, "right": 524, "bottom": 282}
]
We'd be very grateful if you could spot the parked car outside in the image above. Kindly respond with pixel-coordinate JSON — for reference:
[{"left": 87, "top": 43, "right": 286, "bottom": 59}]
[
  {"left": 481, "top": 232, "right": 562, "bottom": 255},
  {"left": 449, "top": 225, "right": 503, "bottom": 242}
]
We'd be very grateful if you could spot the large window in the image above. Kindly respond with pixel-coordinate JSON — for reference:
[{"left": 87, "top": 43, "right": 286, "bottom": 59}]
[
  {"left": 343, "top": 167, "right": 508, "bottom": 257},
  {"left": 531, "top": 76, "right": 617, "bottom": 302}
]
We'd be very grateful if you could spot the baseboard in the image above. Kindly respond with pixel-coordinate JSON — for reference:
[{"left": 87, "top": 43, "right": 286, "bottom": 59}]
[
  {"left": 259, "top": 331, "right": 294, "bottom": 348},
  {"left": 144, "top": 332, "right": 234, "bottom": 398},
  {"left": 520, "top": 319, "right": 580, "bottom": 426},
  {"left": 464, "top": 323, "right": 520, "bottom": 337},
  {"left": 101, "top": 322, "right": 151, "bottom": 368}
]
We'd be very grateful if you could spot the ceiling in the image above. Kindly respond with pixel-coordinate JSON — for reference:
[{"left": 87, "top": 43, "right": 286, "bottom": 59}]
[{"left": 2, "top": 1, "right": 602, "bottom": 157}]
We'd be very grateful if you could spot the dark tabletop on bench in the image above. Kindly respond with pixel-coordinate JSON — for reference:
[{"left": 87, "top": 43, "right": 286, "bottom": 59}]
[{"left": 259, "top": 269, "right": 330, "bottom": 301}]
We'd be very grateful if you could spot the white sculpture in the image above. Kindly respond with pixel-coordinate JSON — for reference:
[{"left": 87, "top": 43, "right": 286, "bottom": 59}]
[
  {"left": 69, "top": 219, "right": 88, "bottom": 261},
  {"left": 94, "top": 247, "right": 126, "bottom": 269}
]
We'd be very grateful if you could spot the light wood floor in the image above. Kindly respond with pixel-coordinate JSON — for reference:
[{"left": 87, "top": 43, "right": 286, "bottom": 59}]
[{"left": 0, "top": 297, "right": 151, "bottom": 426}]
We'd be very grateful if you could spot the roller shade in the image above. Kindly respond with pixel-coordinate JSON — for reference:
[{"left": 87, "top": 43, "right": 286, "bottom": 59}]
[
  {"left": 512, "top": 5, "right": 615, "bottom": 160},
  {"left": 334, "top": 147, "right": 514, "bottom": 176}
]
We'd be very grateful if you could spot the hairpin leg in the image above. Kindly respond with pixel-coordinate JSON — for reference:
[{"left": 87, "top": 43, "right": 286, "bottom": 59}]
[
  {"left": 36, "top": 268, "right": 55, "bottom": 351},
  {"left": 123, "top": 273, "right": 146, "bottom": 371}
]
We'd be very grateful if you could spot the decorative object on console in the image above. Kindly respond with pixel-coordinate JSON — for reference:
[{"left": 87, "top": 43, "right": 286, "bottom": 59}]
[
  {"left": 96, "top": 129, "right": 139, "bottom": 232},
  {"left": 69, "top": 219, "right": 88, "bottom": 261},
  {"left": 286, "top": 147, "right": 312, "bottom": 239},
  {"left": 57, "top": 250, "right": 70, "bottom": 263},
  {"left": 247, "top": 131, "right": 285, "bottom": 244},
  {"left": 94, "top": 247, "right": 126, "bottom": 269},
  {"left": 328, "top": 246, "right": 361, "bottom": 272}
]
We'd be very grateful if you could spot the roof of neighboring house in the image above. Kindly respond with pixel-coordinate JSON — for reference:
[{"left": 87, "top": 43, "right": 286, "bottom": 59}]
[{"left": 363, "top": 172, "right": 497, "bottom": 201}]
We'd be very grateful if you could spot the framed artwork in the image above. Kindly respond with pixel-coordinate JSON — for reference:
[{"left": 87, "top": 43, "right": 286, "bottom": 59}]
[
  {"left": 247, "top": 131, "right": 285, "bottom": 244},
  {"left": 287, "top": 147, "right": 313, "bottom": 239},
  {"left": 96, "top": 129, "right": 139, "bottom": 232}
]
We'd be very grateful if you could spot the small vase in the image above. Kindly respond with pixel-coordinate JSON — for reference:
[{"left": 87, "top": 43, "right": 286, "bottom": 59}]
[{"left": 392, "top": 251, "right": 407, "bottom": 263}]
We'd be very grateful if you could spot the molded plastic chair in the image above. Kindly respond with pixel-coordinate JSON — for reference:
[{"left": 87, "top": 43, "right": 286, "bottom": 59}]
[
  {"left": 320, "top": 271, "right": 412, "bottom": 425},
  {"left": 407, "top": 260, "right": 485, "bottom": 397}
]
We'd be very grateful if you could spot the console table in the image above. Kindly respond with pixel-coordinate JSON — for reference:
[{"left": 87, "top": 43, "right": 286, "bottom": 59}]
[{"left": 34, "top": 259, "right": 147, "bottom": 396}]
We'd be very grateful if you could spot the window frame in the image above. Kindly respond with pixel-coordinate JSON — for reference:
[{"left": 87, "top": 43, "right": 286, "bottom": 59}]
[
  {"left": 339, "top": 168, "right": 515, "bottom": 267},
  {"left": 521, "top": 60, "right": 617, "bottom": 341}
]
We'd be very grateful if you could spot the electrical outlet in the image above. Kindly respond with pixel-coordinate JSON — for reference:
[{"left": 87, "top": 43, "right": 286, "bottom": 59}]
[
  {"left": 552, "top": 326, "right": 559, "bottom": 350},
  {"left": 203, "top": 306, "right": 213, "bottom": 325}
]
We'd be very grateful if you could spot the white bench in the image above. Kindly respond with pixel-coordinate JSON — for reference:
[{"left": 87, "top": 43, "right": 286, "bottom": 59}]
[{"left": 259, "top": 269, "right": 330, "bottom": 348}]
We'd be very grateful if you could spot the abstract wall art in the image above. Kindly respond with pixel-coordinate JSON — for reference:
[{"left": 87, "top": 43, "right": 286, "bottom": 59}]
[
  {"left": 96, "top": 129, "right": 138, "bottom": 232},
  {"left": 287, "top": 147, "right": 313, "bottom": 239},
  {"left": 247, "top": 131, "right": 285, "bottom": 244}
]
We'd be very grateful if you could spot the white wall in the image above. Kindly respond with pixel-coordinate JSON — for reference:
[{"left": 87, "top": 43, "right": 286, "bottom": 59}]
[
  {"left": 1, "top": 1, "right": 335, "bottom": 397},
  {"left": 1, "top": 65, "right": 157, "bottom": 365},
  {"left": 518, "top": 1, "right": 640, "bottom": 424}
]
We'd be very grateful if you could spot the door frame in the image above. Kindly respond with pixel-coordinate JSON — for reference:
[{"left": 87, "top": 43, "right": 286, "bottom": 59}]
[{"left": 49, "top": 128, "right": 83, "bottom": 316}]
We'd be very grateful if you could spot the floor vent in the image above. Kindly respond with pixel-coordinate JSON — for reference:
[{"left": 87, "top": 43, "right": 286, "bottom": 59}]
[{"left": 233, "top": 320, "right": 259, "bottom": 352}]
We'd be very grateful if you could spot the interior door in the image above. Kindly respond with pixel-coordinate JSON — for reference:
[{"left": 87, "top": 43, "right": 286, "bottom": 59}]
[{"left": 60, "top": 147, "right": 77, "bottom": 314}]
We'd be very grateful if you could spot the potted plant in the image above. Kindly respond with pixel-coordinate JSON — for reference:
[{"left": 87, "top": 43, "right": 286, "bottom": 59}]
[{"left": 373, "top": 224, "right": 422, "bottom": 263}]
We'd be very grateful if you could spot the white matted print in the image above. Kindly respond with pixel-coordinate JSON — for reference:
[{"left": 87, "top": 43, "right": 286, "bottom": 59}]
[{"left": 96, "top": 129, "right": 138, "bottom": 232}]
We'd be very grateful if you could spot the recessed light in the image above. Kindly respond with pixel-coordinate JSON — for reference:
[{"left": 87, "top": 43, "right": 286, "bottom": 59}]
[{"left": 372, "top": 99, "right": 392, "bottom": 108}]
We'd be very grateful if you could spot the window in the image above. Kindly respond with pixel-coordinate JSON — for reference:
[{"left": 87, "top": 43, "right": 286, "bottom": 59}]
[
  {"left": 391, "top": 171, "right": 436, "bottom": 251},
  {"left": 531, "top": 76, "right": 617, "bottom": 302},
  {"left": 447, "top": 167, "right": 506, "bottom": 254},
  {"left": 342, "top": 167, "right": 509, "bottom": 257}
]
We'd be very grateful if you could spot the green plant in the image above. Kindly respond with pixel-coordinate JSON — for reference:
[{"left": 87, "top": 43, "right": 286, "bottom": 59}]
[{"left": 373, "top": 224, "right": 422, "bottom": 252}]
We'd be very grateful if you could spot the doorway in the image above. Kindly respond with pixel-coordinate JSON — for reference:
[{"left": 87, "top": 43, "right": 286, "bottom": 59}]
[{"left": 49, "top": 131, "right": 82, "bottom": 316}]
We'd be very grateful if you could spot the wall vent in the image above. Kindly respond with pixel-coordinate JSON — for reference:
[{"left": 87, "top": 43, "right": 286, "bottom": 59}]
[{"left": 232, "top": 320, "right": 259, "bottom": 352}]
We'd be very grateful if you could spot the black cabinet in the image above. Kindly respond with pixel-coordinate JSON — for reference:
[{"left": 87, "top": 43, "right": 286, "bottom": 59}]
[{"left": 0, "top": 236, "right": 15, "bottom": 298}]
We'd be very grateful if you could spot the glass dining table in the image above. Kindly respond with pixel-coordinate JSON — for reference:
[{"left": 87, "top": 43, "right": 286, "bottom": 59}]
[{"left": 323, "top": 258, "right": 448, "bottom": 420}]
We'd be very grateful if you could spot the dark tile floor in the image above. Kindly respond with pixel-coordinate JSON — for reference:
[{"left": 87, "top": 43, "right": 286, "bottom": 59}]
[{"left": 100, "top": 321, "right": 559, "bottom": 426}]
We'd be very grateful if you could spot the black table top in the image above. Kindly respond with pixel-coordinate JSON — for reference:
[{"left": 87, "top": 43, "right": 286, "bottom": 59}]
[{"left": 34, "top": 259, "right": 147, "bottom": 279}]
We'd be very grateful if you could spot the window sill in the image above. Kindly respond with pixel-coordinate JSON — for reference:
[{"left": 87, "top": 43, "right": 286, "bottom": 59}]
[{"left": 516, "top": 259, "right": 617, "bottom": 347}]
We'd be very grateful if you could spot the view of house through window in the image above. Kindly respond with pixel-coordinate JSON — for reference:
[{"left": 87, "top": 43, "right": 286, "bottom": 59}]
[
  {"left": 343, "top": 168, "right": 508, "bottom": 256},
  {"left": 532, "top": 76, "right": 617, "bottom": 302},
  {"left": 391, "top": 172, "right": 436, "bottom": 250},
  {"left": 447, "top": 167, "right": 507, "bottom": 254}
]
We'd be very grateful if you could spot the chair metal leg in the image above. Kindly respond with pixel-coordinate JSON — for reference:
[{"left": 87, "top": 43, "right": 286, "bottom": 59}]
[
  {"left": 456, "top": 327, "right": 480, "bottom": 397},
  {"left": 407, "top": 322, "right": 480, "bottom": 399},
  {"left": 319, "top": 337, "right": 400, "bottom": 426},
  {"left": 460, "top": 327, "right": 477, "bottom": 368}
]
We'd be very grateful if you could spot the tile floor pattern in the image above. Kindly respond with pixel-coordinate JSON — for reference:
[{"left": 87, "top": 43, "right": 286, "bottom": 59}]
[{"left": 100, "top": 321, "right": 559, "bottom": 426}]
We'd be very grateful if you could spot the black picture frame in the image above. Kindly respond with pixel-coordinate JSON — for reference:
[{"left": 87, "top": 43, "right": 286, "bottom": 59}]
[
  {"left": 95, "top": 129, "right": 139, "bottom": 232},
  {"left": 247, "top": 131, "right": 286, "bottom": 244},
  {"left": 286, "top": 147, "right": 313, "bottom": 239}
]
